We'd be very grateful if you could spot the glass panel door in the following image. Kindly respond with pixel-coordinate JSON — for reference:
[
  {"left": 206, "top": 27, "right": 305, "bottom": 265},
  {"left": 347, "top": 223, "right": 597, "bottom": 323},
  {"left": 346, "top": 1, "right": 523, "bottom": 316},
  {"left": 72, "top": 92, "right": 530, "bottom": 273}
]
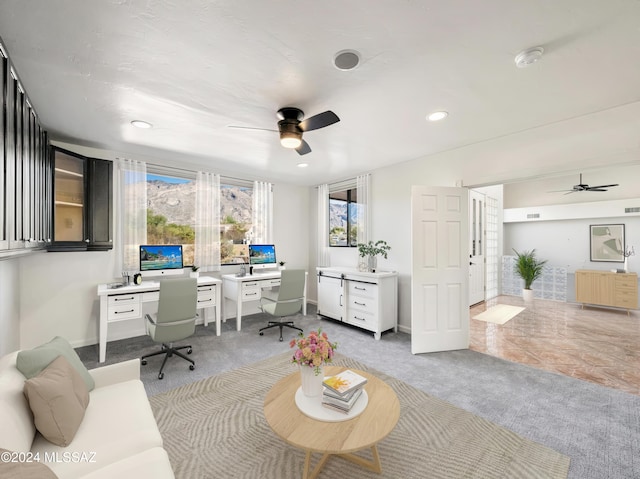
[{"left": 53, "top": 150, "right": 85, "bottom": 242}]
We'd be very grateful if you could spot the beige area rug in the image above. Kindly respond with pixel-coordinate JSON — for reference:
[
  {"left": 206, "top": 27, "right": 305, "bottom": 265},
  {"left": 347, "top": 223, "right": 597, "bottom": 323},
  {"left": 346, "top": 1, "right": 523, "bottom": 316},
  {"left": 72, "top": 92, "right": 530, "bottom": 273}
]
[
  {"left": 473, "top": 304, "right": 526, "bottom": 325},
  {"left": 149, "top": 352, "right": 569, "bottom": 479}
]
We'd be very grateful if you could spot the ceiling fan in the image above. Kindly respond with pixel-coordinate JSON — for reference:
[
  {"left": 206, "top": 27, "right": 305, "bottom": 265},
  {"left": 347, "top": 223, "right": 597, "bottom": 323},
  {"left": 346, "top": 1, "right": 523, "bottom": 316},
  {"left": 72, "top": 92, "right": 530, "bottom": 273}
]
[
  {"left": 551, "top": 173, "right": 619, "bottom": 194},
  {"left": 228, "top": 107, "right": 340, "bottom": 155}
]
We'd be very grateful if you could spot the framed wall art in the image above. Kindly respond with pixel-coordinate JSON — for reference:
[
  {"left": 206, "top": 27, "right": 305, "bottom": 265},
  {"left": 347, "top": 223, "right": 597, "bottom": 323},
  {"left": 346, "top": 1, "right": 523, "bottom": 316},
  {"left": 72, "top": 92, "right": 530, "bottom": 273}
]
[{"left": 590, "top": 224, "right": 625, "bottom": 262}]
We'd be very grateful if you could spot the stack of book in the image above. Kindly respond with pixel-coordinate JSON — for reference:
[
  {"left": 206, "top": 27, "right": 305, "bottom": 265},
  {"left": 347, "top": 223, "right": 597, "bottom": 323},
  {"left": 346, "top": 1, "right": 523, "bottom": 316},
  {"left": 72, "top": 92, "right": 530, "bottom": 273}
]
[{"left": 322, "top": 370, "right": 368, "bottom": 414}]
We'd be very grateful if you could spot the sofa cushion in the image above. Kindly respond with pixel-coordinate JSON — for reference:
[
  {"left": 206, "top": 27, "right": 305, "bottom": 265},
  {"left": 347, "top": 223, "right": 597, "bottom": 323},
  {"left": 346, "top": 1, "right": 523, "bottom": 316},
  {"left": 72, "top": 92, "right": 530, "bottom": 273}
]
[
  {"left": 0, "top": 351, "right": 37, "bottom": 453},
  {"left": 23, "top": 355, "right": 90, "bottom": 447},
  {"left": 0, "top": 448, "right": 58, "bottom": 478},
  {"left": 31, "top": 379, "right": 163, "bottom": 478},
  {"left": 17, "top": 336, "right": 95, "bottom": 391}
]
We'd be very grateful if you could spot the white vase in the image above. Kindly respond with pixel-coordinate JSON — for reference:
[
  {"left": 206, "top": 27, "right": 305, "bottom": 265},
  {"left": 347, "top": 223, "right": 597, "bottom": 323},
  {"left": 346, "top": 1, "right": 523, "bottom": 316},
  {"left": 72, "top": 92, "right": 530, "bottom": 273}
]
[
  {"left": 522, "top": 288, "right": 534, "bottom": 303},
  {"left": 299, "top": 364, "right": 324, "bottom": 397},
  {"left": 367, "top": 255, "right": 377, "bottom": 272},
  {"left": 190, "top": 271, "right": 199, "bottom": 278}
]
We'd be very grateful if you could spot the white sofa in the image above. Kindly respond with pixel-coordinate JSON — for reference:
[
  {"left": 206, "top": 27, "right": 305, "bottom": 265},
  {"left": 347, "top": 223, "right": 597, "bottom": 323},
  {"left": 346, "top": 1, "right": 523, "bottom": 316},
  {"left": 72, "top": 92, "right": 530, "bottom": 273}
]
[{"left": 0, "top": 351, "right": 174, "bottom": 479}]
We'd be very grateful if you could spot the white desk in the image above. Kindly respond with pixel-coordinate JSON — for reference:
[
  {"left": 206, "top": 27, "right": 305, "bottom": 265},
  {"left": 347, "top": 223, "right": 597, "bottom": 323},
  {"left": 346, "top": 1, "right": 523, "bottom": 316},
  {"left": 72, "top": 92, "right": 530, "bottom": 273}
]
[
  {"left": 96, "top": 276, "right": 221, "bottom": 363},
  {"left": 222, "top": 271, "right": 307, "bottom": 331}
]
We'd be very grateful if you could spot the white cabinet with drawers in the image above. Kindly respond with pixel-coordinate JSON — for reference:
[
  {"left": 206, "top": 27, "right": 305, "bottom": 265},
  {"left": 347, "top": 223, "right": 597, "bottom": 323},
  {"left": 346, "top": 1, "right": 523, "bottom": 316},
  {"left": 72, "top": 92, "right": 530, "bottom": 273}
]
[{"left": 316, "top": 267, "right": 398, "bottom": 340}]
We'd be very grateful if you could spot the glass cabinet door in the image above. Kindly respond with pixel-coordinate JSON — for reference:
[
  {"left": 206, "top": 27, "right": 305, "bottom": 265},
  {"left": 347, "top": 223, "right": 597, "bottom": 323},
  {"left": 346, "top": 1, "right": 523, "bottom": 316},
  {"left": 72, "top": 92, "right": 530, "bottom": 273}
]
[{"left": 53, "top": 149, "right": 86, "bottom": 242}]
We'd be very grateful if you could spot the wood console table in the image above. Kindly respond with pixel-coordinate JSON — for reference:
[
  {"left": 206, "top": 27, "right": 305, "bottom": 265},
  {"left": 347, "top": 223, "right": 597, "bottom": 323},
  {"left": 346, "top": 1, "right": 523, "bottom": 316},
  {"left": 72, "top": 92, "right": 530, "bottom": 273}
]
[
  {"left": 575, "top": 269, "right": 638, "bottom": 313},
  {"left": 263, "top": 366, "right": 400, "bottom": 479}
]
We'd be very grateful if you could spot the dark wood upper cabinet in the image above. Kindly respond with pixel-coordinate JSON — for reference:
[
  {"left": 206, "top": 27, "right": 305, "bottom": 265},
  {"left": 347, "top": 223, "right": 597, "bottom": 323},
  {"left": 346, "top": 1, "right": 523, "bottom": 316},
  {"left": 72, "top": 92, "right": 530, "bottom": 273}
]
[{"left": 48, "top": 146, "right": 113, "bottom": 251}]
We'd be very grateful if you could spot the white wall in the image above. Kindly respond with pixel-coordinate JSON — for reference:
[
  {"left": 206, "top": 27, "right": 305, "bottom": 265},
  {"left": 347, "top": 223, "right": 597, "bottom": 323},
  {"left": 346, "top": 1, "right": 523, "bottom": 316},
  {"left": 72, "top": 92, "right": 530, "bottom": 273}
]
[
  {"left": 504, "top": 217, "right": 640, "bottom": 273},
  {"left": 0, "top": 258, "right": 21, "bottom": 354}
]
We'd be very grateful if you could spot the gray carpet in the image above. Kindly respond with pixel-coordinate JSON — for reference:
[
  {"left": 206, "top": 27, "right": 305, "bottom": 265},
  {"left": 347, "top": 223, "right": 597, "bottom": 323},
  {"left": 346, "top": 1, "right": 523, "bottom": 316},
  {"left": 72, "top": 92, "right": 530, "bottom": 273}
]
[
  {"left": 149, "top": 352, "right": 570, "bottom": 479},
  {"left": 77, "top": 305, "right": 640, "bottom": 479}
]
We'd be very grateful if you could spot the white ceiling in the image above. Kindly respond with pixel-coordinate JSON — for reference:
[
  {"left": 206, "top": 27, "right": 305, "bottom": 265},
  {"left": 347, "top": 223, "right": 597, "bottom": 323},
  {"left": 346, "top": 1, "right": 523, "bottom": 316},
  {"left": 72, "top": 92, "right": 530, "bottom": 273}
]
[{"left": 1, "top": 0, "right": 640, "bottom": 186}]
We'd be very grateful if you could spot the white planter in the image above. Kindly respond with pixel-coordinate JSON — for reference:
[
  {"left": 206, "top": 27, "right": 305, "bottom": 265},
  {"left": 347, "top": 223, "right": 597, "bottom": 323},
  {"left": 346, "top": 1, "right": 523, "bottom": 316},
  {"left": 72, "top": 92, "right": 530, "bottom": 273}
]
[
  {"left": 522, "top": 289, "right": 534, "bottom": 302},
  {"left": 190, "top": 272, "right": 199, "bottom": 278}
]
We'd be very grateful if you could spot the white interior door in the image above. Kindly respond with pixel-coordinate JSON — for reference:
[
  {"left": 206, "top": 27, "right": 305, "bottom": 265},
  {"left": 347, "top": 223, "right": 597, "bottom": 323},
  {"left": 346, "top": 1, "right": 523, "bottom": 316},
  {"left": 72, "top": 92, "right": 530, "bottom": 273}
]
[
  {"left": 469, "top": 189, "right": 486, "bottom": 305},
  {"left": 411, "top": 185, "right": 469, "bottom": 354}
]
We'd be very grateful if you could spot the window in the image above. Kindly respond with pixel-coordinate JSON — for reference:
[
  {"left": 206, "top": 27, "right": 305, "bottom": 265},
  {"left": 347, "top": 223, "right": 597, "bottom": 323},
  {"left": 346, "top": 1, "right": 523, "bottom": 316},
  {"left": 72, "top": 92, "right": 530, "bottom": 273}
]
[
  {"left": 329, "top": 187, "right": 359, "bottom": 247},
  {"left": 145, "top": 172, "right": 253, "bottom": 266},
  {"left": 220, "top": 183, "right": 252, "bottom": 265},
  {"left": 146, "top": 173, "right": 196, "bottom": 265}
]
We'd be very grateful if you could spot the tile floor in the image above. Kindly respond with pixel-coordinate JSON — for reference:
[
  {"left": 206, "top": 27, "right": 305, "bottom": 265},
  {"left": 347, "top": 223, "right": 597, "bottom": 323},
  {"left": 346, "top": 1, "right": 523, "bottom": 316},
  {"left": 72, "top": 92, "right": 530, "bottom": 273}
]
[{"left": 470, "top": 296, "right": 640, "bottom": 396}]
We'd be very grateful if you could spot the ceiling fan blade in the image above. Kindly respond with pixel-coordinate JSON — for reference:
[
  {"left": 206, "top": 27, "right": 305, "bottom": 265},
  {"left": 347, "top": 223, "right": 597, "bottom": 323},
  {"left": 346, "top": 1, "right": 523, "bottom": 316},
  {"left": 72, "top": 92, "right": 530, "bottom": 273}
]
[
  {"left": 586, "top": 188, "right": 608, "bottom": 192},
  {"left": 227, "top": 125, "right": 277, "bottom": 132},
  {"left": 587, "top": 184, "right": 619, "bottom": 189},
  {"left": 299, "top": 110, "right": 340, "bottom": 132},
  {"left": 296, "top": 140, "right": 311, "bottom": 155}
]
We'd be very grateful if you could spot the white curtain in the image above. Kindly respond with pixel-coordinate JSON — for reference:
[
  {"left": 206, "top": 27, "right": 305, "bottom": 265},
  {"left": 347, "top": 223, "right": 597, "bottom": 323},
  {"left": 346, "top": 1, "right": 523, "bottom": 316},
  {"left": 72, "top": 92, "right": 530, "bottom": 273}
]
[
  {"left": 317, "top": 183, "right": 330, "bottom": 267},
  {"left": 115, "top": 158, "right": 147, "bottom": 276},
  {"left": 252, "top": 181, "right": 273, "bottom": 244},
  {"left": 356, "top": 173, "right": 371, "bottom": 246},
  {"left": 195, "top": 171, "right": 221, "bottom": 271}
]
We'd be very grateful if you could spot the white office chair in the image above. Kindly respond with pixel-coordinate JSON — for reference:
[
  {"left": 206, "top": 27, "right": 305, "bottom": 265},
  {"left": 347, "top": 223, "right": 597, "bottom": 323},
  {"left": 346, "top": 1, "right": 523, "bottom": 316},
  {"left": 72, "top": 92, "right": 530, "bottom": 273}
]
[
  {"left": 258, "top": 269, "right": 306, "bottom": 341},
  {"left": 141, "top": 277, "right": 198, "bottom": 380}
]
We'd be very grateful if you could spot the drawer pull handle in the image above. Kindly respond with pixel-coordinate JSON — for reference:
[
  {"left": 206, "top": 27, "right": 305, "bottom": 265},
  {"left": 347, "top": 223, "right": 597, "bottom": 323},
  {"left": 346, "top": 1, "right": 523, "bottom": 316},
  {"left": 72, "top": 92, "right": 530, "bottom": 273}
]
[
  {"left": 355, "top": 286, "right": 366, "bottom": 291},
  {"left": 199, "top": 287, "right": 213, "bottom": 292},
  {"left": 115, "top": 297, "right": 135, "bottom": 301},
  {"left": 246, "top": 292, "right": 258, "bottom": 296},
  {"left": 354, "top": 301, "right": 366, "bottom": 306},
  {"left": 353, "top": 316, "right": 366, "bottom": 321},
  {"left": 198, "top": 299, "right": 212, "bottom": 303},
  {"left": 115, "top": 309, "right": 134, "bottom": 314}
]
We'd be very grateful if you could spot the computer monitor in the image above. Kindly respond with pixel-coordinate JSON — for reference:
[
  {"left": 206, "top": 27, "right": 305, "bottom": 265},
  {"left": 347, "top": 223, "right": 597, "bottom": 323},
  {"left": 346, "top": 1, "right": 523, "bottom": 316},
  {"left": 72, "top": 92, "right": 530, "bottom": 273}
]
[
  {"left": 139, "top": 245, "right": 184, "bottom": 278},
  {"left": 248, "top": 244, "right": 277, "bottom": 271}
]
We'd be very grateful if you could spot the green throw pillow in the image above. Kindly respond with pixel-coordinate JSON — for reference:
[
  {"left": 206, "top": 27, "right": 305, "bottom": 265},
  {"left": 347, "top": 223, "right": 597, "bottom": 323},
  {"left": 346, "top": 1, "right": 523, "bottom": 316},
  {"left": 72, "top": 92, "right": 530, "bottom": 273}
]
[{"left": 16, "top": 336, "right": 95, "bottom": 391}]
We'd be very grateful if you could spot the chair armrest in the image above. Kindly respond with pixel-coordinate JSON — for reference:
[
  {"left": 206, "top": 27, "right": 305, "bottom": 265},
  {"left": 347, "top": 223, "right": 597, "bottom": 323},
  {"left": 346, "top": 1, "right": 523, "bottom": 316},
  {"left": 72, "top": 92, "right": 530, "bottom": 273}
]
[
  {"left": 260, "top": 296, "right": 277, "bottom": 306},
  {"left": 89, "top": 358, "right": 141, "bottom": 388},
  {"left": 153, "top": 317, "right": 196, "bottom": 329},
  {"left": 273, "top": 297, "right": 304, "bottom": 304},
  {"left": 145, "top": 313, "right": 157, "bottom": 325}
]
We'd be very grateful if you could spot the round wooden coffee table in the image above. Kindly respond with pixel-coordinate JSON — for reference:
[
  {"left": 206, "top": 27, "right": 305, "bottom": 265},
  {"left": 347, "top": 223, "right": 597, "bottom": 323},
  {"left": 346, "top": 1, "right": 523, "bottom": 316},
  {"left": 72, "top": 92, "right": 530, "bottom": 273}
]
[{"left": 264, "top": 366, "right": 400, "bottom": 479}]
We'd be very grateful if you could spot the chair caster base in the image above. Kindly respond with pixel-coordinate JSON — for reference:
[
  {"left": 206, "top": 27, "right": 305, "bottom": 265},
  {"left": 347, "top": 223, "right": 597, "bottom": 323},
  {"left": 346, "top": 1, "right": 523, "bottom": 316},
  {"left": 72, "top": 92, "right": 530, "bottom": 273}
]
[
  {"left": 187, "top": 348, "right": 192, "bottom": 354},
  {"left": 158, "top": 372, "right": 164, "bottom": 380},
  {"left": 141, "top": 360, "right": 147, "bottom": 366},
  {"left": 189, "top": 364, "right": 195, "bottom": 371},
  {"left": 259, "top": 332, "right": 264, "bottom": 336}
]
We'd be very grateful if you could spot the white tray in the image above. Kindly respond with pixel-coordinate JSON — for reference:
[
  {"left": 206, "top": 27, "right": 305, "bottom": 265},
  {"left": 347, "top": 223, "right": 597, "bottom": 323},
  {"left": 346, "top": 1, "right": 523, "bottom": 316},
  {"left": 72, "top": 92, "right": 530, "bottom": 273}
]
[{"left": 294, "top": 387, "right": 368, "bottom": 422}]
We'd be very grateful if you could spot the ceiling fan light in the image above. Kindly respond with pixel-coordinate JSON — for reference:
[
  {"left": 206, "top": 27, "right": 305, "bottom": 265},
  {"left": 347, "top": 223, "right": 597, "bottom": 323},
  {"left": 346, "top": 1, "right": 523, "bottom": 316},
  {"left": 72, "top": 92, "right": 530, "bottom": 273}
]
[{"left": 280, "top": 130, "right": 302, "bottom": 149}]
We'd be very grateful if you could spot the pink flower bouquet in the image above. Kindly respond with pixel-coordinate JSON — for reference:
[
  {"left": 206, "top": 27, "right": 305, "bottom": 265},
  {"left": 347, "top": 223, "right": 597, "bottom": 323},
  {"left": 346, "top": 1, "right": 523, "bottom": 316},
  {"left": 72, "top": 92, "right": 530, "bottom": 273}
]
[{"left": 289, "top": 329, "right": 338, "bottom": 375}]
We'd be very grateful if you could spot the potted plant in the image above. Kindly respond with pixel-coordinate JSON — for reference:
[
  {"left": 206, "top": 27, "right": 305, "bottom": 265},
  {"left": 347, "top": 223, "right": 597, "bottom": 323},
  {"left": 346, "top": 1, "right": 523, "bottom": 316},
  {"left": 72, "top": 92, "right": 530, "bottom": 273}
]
[
  {"left": 278, "top": 260, "right": 286, "bottom": 271},
  {"left": 513, "top": 249, "right": 547, "bottom": 302},
  {"left": 357, "top": 240, "right": 391, "bottom": 272},
  {"left": 190, "top": 265, "right": 200, "bottom": 278}
]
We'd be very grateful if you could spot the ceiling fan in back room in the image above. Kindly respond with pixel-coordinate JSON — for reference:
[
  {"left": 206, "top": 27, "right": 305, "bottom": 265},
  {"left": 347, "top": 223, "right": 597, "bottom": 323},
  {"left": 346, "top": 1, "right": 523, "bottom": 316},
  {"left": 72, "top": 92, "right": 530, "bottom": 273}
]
[
  {"left": 228, "top": 107, "right": 340, "bottom": 155},
  {"left": 550, "top": 173, "right": 619, "bottom": 195}
]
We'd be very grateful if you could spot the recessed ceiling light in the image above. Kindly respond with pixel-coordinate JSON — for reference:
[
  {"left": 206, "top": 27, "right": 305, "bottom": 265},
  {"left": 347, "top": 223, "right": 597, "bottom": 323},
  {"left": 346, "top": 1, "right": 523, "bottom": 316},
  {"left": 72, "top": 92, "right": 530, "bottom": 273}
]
[
  {"left": 297, "top": 162, "right": 309, "bottom": 168},
  {"left": 333, "top": 49, "right": 361, "bottom": 71},
  {"left": 427, "top": 111, "right": 448, "bottom": 122},
  {"left": 514, "top": 47, "right": 544, "bottom": 68},
  {"left": 131, "top": 120, "right": 153, "bottom": 129}
]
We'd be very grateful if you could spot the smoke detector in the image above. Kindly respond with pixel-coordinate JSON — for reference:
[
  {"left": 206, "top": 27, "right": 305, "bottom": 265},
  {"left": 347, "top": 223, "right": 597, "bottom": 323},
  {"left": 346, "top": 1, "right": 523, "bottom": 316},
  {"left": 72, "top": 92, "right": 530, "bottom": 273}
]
[{"left": 514, "top": 47, "right": 544, "bottom": 68}]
